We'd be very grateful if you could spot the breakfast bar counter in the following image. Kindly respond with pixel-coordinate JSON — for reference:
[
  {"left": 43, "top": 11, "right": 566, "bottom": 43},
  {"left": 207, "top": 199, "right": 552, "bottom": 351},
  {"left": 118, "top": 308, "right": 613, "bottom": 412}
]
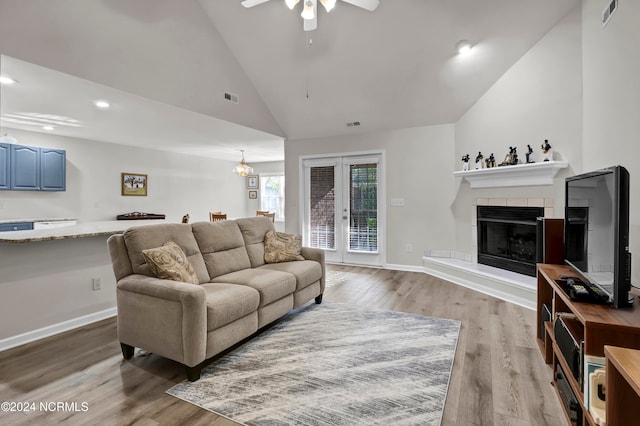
[{"left": 0, "top": 219, "right": 167, "bottom": 243}]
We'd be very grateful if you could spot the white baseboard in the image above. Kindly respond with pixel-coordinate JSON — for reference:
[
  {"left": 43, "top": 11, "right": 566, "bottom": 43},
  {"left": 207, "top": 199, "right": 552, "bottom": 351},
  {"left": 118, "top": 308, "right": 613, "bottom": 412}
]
[
  {"left": 384, "top": 263, "right": 425, "bottom": 273},
  {"left": 0, "top": 307, "right": 117, "bottom": 352}
]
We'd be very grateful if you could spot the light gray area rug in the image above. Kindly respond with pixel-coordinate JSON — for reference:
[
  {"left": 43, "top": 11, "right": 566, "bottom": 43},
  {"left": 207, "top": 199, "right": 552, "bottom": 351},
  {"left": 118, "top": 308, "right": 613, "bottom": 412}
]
[{"left": 167, "top": 303, "right": 461, "bottom": 426}]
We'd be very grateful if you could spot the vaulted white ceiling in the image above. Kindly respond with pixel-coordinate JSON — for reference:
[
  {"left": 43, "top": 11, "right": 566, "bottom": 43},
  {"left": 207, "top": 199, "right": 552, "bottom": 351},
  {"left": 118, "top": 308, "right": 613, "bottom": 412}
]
[
  {"left": 200, "top": 0, "right": 579, "bottom": 140},
  {"left": 0, "top": 0, "right": 580, "bottom": 161}
]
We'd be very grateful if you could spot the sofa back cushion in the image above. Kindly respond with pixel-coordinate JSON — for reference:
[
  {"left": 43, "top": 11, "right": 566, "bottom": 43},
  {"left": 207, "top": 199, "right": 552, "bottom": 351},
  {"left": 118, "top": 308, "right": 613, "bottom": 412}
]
[
  {"left": 236, "top": 216, "right": 276, "bottom": 267},
  {"left": 123, "top": 223, "right": 209, "bottom": 283},
  {"left": 192, "top": 220, "right": 252, "bottom": 278}
]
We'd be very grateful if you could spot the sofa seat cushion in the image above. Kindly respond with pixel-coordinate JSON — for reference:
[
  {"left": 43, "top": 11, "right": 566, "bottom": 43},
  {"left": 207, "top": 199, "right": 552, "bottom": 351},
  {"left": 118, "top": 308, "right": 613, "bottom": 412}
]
[
  {"left": 201, "top": 283, "right": 260, "bottom": 331},
  {"left": 259, "top": 260, "right": 322, "bottom": 292},
  {"left": 211, "top": 269, "right": 296, "bottom": 307}
]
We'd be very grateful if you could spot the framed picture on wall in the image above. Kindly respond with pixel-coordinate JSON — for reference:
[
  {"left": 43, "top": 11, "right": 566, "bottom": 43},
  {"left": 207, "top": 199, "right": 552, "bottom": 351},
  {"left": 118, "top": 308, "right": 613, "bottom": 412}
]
[
  {"left": 248, "top": 190, "right": 258, "bottom": 199},
  {"left": 247, "top": 175, "right": 259, "bottom": 189},
  {"left": 121, "top": 173, "right": 147, "bottom": 196}
]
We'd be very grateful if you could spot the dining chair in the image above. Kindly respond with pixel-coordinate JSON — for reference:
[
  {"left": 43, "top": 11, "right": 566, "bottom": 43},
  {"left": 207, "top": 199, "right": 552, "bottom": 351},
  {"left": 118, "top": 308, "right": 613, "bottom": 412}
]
[
  {"left": 256, "top": 211, "right": 275, "bottom": 222},
  {"left": 210, "top": 212, "right": 227, "bottom": 221}
]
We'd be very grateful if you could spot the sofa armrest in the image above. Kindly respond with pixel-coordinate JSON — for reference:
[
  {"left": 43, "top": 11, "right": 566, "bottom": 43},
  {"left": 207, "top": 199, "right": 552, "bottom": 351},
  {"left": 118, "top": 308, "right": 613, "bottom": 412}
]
[
  {"left": 301, "top": 247, "right": 326, "bottom": 293},
  {"left": 116, "top": 275, "right": 207, "bottom": 366}
]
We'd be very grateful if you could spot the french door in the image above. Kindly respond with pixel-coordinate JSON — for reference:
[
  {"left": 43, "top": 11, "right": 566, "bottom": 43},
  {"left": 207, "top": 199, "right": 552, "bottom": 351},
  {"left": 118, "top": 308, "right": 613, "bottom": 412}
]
[{"left": 302, "top": 154, "right": 383, "bottom": 266}]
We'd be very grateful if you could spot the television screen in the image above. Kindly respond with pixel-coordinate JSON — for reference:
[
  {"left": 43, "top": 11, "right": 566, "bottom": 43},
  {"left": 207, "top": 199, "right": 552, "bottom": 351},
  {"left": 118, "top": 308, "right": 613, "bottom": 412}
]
[{"left": 564, "top": 165, "right": 631, "bottom": 307}]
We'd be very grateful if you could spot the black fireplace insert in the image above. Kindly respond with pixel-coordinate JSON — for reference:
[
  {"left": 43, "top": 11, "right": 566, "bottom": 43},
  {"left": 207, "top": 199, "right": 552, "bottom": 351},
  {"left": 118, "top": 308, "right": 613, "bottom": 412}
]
[{"left": 477, "top": 206, "right": 544, "bottom": 276}]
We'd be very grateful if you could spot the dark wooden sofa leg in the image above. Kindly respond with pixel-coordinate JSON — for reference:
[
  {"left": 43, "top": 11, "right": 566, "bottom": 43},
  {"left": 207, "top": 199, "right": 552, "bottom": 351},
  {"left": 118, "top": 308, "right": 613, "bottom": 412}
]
[
  {"left": 186, "top": 365, "right": 202, "bottom": 382},
  {"left": 120, "top": 343, "right": 135, "bottom": 360},
  {"left": 315, "top": 293, "right": 323, "bottom": 304}
]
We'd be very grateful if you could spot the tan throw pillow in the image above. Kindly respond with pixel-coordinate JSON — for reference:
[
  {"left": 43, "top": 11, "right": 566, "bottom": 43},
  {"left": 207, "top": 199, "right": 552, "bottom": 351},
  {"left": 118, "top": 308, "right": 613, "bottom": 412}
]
[
  {"left": 264, "top": 230, "right": 305, "bottom": 263},
  {"left": 142, "top": 241, "right": 199, "bottom": 284}
]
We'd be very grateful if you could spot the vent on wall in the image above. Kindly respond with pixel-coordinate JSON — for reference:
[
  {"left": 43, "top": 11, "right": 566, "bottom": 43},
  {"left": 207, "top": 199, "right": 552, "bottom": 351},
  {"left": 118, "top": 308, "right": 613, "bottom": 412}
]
[
  {"left": 346, "top": 121, "right": 361, "bottom": 127},
  {"left": 224, "top": 91, "right": 239, "bottom": 104},
  {"left": 602, "top": 0, "right": 618, "bottom": 28}
]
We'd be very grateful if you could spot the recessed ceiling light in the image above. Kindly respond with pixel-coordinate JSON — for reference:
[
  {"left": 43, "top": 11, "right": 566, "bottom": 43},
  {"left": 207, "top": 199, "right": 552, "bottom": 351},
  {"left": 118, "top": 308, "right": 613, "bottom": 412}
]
[
  {"left": 0, "top": 76, "right": 17, "bottom": 85},
  {"left": 43, "top": 126, "right": 55, "bottom": 131},
  {"left": 456, "top": 40, "right": 473, "bottom": 56},
  {"left": 94, "top": 100, "right": 110, "bottom": 109}
]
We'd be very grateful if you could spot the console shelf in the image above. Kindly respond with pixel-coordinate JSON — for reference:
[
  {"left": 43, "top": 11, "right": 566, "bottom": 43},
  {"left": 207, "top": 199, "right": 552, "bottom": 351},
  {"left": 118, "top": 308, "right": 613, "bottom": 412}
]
[{"left": 537, "top": 263, "right": 640, "bottom": 426}]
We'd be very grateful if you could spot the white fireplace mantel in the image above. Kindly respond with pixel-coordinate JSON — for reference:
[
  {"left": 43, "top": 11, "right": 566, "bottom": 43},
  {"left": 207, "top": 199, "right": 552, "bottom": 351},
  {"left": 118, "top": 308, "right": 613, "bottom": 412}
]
[{"left": 454, "top": 161, "right": 569, "bottom": 188}]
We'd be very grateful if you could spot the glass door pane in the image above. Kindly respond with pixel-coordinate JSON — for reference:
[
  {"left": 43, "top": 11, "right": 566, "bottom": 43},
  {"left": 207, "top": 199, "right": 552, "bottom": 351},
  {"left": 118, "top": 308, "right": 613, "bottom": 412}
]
[
  {"left": 348, "top": 163, "right": 378, "bottom": 252},
  {"left": 309, "top": 165, "right": 336, "bottom": 250}
]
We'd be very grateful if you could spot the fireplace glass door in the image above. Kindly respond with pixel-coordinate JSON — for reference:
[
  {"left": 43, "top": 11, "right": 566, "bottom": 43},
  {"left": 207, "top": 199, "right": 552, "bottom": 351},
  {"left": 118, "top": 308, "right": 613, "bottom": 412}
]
[{"left": 477, "top": 206, "right": 543, "bottom": 276}]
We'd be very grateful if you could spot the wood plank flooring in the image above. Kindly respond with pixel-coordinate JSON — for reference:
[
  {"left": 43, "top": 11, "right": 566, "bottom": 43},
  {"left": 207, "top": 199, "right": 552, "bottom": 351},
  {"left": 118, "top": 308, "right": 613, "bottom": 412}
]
[{"left": 0, "top": 265, "right": 565, "bottom": 425}]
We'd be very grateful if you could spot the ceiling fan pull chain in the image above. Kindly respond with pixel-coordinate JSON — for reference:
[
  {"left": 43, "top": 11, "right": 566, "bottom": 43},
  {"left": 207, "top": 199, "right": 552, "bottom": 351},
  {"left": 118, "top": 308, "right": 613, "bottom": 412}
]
[{"left": 306, "top": 34, "right": 312, "bottom": 99}]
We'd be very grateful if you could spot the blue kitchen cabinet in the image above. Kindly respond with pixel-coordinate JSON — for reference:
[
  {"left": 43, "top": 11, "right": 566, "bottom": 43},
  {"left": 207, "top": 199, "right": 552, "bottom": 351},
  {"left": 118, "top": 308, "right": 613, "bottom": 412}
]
[
  {"left": 11, "top": 144, "right": 40, "bottom": 190},
  {"left": 41, "top": 148, "right": 66, "bottom": 191},
  {"left": 0, "top": 143, "right": 9, "bottom": 190}
]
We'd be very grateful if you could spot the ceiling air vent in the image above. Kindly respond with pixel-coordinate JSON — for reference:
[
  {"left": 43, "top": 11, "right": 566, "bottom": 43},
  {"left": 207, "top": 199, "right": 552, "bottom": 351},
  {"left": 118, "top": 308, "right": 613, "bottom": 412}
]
[
  {"left": 224, "top": 91, "right": 239, "bottom": 104},
  {"left": 346, "top": 121, "right": 361, "bottom": 127},
  {"left": 602, "top": 0, "right": 618, "bottom": 28}
]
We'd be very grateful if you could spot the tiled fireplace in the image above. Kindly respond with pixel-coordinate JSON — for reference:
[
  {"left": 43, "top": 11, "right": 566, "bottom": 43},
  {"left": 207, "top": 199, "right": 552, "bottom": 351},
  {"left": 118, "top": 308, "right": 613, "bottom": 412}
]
[{"left": 472, "top": 198, "right": 554, "bottom": 276}]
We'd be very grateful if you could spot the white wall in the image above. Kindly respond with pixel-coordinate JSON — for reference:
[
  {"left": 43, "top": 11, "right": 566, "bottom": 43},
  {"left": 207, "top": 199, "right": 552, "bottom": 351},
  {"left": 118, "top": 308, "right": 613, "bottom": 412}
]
[
  {"left": 582, "top": 0, "right": 640, "bottom": 285},
  {"left": 453, "top": 6, "right": 583, "bottom": 256},
  {"left": 285, "top": 124, "right": 456, "bottom": 267},
  {"left": 0, "top": 129, "right": 247, "bottom": 222}
]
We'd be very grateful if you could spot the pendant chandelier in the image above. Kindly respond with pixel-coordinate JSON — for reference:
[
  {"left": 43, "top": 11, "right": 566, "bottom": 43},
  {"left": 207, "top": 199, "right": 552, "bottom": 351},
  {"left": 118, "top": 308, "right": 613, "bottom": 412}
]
[{"left": 232, "top": 150, "right": 254, "bottom": 176}]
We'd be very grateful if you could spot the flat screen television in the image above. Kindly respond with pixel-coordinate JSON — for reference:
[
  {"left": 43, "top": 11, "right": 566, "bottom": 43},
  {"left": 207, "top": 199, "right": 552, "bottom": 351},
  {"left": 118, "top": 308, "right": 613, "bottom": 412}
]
[{"left": 564, "top": 165, "right": 632, "bottom": 308}]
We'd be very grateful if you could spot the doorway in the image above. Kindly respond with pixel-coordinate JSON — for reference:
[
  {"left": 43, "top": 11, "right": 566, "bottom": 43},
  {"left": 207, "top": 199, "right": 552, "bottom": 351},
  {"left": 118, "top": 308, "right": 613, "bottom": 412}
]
[{"left": 301, "top": 153, "right": 384, "bottom": 266}]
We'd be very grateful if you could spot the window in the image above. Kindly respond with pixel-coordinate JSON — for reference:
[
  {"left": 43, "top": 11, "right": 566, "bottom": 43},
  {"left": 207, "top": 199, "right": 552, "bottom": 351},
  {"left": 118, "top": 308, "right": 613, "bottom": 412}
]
[{"left": 260, "top": 174, "right": 285, "bottom": 221}]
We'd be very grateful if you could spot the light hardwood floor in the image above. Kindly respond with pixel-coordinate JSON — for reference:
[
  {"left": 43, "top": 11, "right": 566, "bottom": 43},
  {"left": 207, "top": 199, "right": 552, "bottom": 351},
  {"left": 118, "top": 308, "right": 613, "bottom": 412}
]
[{"left": 0, "top": 265, "right": 565, "bottom": 425}]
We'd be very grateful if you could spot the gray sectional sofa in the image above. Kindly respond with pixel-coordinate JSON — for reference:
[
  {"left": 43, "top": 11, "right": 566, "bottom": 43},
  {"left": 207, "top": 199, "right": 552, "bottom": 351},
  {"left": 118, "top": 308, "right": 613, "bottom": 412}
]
[{"left": 107, "top": 216, "right": 325, "bottom": 381}]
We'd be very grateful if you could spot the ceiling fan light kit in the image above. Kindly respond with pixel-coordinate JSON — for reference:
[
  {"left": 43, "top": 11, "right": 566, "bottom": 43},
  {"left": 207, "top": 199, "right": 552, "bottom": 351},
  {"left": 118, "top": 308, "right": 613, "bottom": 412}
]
[
  {"left": 241, "top": 0, "right": 378, "bottom": 31},
  {"left": 301, "top": 0, "right": 315, "bottom": 20}
]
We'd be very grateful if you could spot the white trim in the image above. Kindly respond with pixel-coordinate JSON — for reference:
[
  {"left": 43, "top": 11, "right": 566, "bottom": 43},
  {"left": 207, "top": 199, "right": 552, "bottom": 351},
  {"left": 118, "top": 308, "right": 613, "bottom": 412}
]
[{"left": 0, "top": 307, "right": 117, "bottom": 352}]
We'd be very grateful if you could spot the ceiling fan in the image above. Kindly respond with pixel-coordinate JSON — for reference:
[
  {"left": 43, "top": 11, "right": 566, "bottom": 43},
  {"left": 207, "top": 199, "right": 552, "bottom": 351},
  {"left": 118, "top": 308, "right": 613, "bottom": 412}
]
[{"left": 241, "top": 0, "right": 379, "bottom": 31}]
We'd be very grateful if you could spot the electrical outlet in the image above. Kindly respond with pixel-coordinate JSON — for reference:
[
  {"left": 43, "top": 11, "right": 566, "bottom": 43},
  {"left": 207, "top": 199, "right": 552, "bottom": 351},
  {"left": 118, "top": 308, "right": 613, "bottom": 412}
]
[
  {"left": 405, "top": 244, "right": 413, "bottom": 253},
  {"left": 92, "top": 278, "right": 102, "bottom": 291}
]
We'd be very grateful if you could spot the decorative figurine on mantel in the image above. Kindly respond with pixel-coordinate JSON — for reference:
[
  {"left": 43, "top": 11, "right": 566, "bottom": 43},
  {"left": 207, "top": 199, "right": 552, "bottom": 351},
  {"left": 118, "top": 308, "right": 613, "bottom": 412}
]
[
  {"left": 499, "top": 146, "right": 518, "bottom": 166},
  {"left": 475, "top": 152, "right": 484, "bottom": 169},
  {"left": 461, "top": 154, "right": 470, "bottom": 171},
  {"left": 541, "top": 139, "right": 553, "bottom": 162},
  {"left": 485, "top": 153, "right": 496, "bottom": 168},
  {"left": 525, "top": 144, "right": 535, "bottom": 163}
]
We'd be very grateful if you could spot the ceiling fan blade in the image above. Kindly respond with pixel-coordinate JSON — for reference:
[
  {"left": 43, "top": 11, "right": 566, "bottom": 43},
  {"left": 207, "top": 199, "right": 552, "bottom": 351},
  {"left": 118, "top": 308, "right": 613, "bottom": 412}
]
[
  {"left": 241, "top": 0, "right": 272, "bottom": 8},
  {"left": 340, "top": 0, "right": 379, "bottom": 12}
]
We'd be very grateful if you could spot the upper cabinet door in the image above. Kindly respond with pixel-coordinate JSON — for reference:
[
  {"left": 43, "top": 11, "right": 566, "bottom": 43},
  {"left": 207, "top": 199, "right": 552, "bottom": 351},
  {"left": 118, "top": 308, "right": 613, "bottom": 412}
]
[
  {"left": 41, "top": 148, "right": 66, "bottom": 191},
  {"left": 0, "top": 143, "right": 9, "bottom": 190},
  {"left": 11, "top": 144, "right": 41, "bottom": 190}
]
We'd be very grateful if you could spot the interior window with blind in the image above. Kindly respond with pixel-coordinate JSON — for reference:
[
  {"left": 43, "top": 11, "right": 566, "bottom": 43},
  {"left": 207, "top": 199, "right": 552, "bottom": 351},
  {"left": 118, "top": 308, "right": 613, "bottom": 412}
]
[
  {"left": 260, "top": 174, "right": 285, "bottom": 221},
  {"left": 309, "top": 166, "right": 335, "bottom": 249}
]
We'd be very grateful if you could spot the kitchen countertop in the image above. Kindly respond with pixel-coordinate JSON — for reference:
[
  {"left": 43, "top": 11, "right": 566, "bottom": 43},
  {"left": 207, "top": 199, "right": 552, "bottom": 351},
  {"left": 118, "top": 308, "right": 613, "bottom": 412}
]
[
  {"left": 0, "top": 220, "right": 168, "bottom": 243},
  {"left": 0, "top": 217, "right": 78, "bottom": 224}
]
